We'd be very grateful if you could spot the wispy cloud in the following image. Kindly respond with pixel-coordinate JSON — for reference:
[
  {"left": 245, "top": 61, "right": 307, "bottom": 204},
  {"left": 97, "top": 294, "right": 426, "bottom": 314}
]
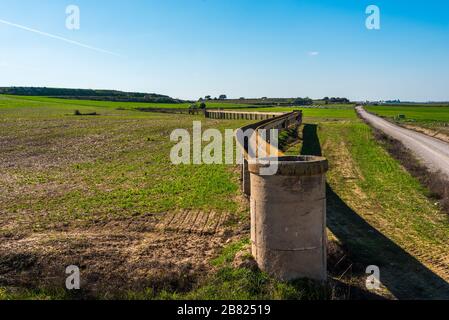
[
  {"left": 0, "top": 18, "right": 121, "bottom": 57},
  {"left": 308, "top": 51, "right": 320, "bottom": 56}
]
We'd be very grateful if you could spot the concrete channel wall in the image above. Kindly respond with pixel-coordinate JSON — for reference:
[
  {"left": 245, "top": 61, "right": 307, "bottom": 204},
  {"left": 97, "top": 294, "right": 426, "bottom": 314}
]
[
  {"left": 205, "top": 110, "right": 285, "bottom": 121},
  {"left": 233, "top": 111, "right": 329, "bottom": 282},
  {"left": 136, "top": 107, "right": 204, "bottom": 115}
]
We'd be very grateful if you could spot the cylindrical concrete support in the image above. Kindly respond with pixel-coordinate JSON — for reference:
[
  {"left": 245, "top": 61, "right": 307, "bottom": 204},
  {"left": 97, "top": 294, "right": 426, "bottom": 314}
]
[
  {"left": 242, "top": 158, "right": 251, "bottom": 197},
  {"left": 248, "top": 156, "right": 329, "bottom": 282}
]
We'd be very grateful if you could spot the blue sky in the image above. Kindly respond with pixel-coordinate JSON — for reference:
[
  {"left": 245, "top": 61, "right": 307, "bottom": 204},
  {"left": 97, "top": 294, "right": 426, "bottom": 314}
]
[{"left": 0, "top": 0, "right": 448, "bottom": 101}]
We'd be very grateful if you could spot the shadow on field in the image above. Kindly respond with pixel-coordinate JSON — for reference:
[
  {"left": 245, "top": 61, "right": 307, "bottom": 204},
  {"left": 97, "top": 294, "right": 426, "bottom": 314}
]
[
  {"left": 301, "top": 123, "right": 449, "bottom": 300},
  {"left": 300, "top": 124, "right": 322, "bottom": 156}
]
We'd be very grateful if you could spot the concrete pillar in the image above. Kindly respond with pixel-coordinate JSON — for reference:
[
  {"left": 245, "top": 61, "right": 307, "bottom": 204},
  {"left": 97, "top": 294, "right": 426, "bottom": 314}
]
[
  {"left": 248, "top": 156, "right": 329, "bottom": 281},
  {"left": 242, "top": 158, "right": 251, "bottom": 197}
]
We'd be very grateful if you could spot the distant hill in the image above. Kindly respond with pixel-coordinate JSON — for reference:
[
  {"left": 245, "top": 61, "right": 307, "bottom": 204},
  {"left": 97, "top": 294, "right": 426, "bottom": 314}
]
[{"left": 0, "top": 87, "right": 183, "bottom": 104}]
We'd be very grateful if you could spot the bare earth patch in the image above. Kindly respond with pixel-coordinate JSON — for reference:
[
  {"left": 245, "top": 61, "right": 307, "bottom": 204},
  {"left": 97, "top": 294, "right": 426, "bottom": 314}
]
[{"left": 0, "top": 211, "right": 245, "bottom": 298}]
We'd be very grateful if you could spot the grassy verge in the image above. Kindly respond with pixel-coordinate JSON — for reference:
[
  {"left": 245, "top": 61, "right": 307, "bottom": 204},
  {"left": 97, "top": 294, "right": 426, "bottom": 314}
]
[
  {"left": 317, "top": 118, "right": 449, "bottom": 299},
  {"left": 371, "top": 129, "right": 449, "bottom": 214}
]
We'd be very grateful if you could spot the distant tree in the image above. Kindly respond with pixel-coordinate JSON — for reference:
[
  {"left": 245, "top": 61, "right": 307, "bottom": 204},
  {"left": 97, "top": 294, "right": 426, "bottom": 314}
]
[
  {"left": 239, "top": 97, "right": 245, "bottom": 100},
  {"left": 329, "top": 97, "right": 350, "bottom": 104},
  {"left": 205, "top": 95, "right": 212, "bottom": 100},
  {"left": 199, "top": 102, "right": 207, "bottom": 109},
  {"left": 219, "top": 94, "right": 227, "bottom": 100},
  {"left": 293, "top": 97, "right": 313, "bottom": 105},
  {"left": 385, "top": 99, "right": 401, "bottom": 104}
]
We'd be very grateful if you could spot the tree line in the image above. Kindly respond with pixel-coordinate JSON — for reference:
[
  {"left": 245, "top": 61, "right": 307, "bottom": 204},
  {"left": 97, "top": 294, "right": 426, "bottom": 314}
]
[{"left": 0, "top": 87, "right": 182, "bottom": 104}]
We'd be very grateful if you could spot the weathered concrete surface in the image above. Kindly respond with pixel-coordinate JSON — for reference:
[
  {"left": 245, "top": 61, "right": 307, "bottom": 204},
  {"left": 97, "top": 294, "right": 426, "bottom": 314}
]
[
  {"left": 357, "top": 106, "right": 449, "bottom": 178},
  {"left": 249, "top": 156, "right": 329, "bottom": 281},
  {"left": 205, "top": 110, "right": 284, "bottom": 120},
  {"left": 236, "top": 111, "right": 303, "bottom": 195}
]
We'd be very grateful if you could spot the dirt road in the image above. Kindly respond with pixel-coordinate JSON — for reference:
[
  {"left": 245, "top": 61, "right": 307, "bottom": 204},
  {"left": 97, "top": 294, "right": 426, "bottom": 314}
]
[{"left": 356, "top": 106, "right": 449, "bottom": 178}]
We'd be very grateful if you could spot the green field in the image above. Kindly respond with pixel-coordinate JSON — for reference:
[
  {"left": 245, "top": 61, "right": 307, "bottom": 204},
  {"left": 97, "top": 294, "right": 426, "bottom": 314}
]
[
  {"left": 236, "top": 105, "right": 357, "bottom": 120},
  {"left": 0, "top": 95, "right": 254, "bottom": 232},
  {"left": 366, "top": 104, "right": 449, "bottom": 136},
  {"left": 0, "top": 95, "right": 260, "bottom": 111},
  {"left": 366, "top": 104, "right": 449, "bottom": 122},
  {"left": 0, "top": 95, "right": 329, "bottom": 300},
  {"left": 1, "top": 97, "right": 448, "bottom": 300}
]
